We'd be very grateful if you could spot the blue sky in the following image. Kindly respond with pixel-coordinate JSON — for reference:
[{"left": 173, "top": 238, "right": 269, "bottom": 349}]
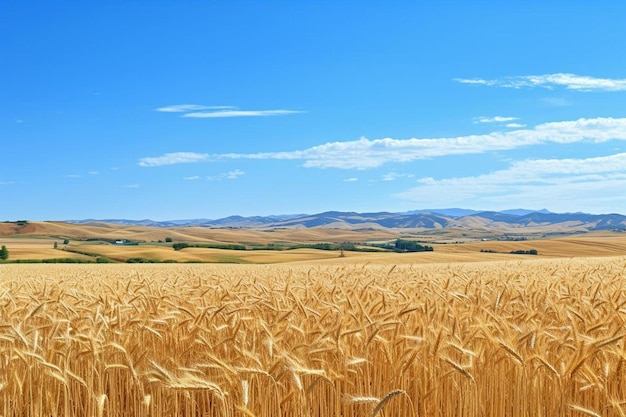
[{"left": 3, "top": 1, "right": 626, "bottom": 220}]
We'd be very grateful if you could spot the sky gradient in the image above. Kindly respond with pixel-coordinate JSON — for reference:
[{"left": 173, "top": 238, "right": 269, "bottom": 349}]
[{"left": 2, "top": 1, "right": 626, "bottom": 220}]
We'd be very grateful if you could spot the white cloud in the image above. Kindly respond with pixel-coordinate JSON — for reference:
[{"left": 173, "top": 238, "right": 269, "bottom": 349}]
[
  {"left": 88, "top": 171, "right": 99, "bottom": 175},
  {"left": 224, "top": 169, "right": 245, "bottom": 179},
  {"left": 381, "top": 172, "right": 415, "bottom": 181},
  {"left": 455, "top": 73, "right": 626, "bottom": 92},
  {"left": 155, "top": 104, "right": 235, "bottom": 113},
  {"left": 156, "top": 104, "right": 304, "bottom": 118},
  {"left": 125, "top": 184, "right": 140, "bottom": 188},
  {"left": 138, "top": 152, "right": 210, "bottom": 167},
  {"left": 343, "top": 177, "right": 358, "bottom": 182},
  {"left": 183, "top": 109, "right": 303, "bottom": 118},
  {"left": 207, "top": 169, "right": 245, "bottom": 181},
  {"left": 139, "top": 117, "right": 626, "bottom": 170},
  {"left": 65, "top": 174, "right": 81, "bottom": 178},
  {"left": 184, "top": 176, "right": 201, "bottom": 180},
  {"left": 474, "top": 116, "right": 519, "bottom": 124},
  {"left": 394, "top": 153, "right": 626, "bottom": 213},
  {"left": 510, "top": 153, "right": 626, "bottom": 175},
  {"left": 505, "top": 123, "right": 526, "bottom": 128}
]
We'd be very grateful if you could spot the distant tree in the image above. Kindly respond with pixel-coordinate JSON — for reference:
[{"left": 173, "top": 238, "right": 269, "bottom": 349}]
[
  {"left": 510, "top": 249, "right": 538, "bottom": 255},
  {"left": 394, "top": 239, "right": 433, "bottom": 252},
  {"left": 54, "top": 242, "right": 58, "bottom": 249},
  {"left": 63, "top": 239, "right": 70, "bottom": 245},
  {"left": 0, "top": 245, "right": 8, "bottom": 260},
  {"left": 165, "top": 237, "right": 173, "bottom": 243}
]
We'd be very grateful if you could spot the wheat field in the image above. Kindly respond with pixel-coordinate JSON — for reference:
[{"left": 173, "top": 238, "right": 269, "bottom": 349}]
[{"left": 1, "top": 258, "right": 626, "bottom": 416}]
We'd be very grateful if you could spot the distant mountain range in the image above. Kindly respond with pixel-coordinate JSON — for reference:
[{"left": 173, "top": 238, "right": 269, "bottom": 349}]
[{"left": 68, "top": 209, "right": 626, "bottom": 232}]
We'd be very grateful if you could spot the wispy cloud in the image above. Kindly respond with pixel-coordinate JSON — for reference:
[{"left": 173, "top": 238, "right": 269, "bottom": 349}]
[
  {"left": 541, "top": 97, "right": 572, "bottom": 107},
  {"left": 183, "top": 109, "right": 303, "bottom": 118},
  {"left": 455, "top": 73, "right": 626, "bottom": 92},
  {"left": 156, "top": 104, "right": 304, "bottom": 118},
  {"left": 381, "top": 172, "right": 415, "bottom": 181},
  {"left": 125, "top": 184, "right": 140, "bottom": 189},
  {"left": 207, "top": 169, "right": 245, "bottom": 181},
  {"left": 155, "top": 104, "right": 235, "bottom": 113},
  {"left": 474, "top": 116, "right": 519, "bottom": 124},
  {"left": 184, "top": 176, "right": 201, "bottom": 180},
  {"left": 474, "top": 116, "right": 526, "bottom": 129},
  {"left": 139, "top": 152, "right": 210, "bottom": 167},
  {"left": 224, "top": 169, "right": 245, "bottom": 179},
  {"left": 139, "top": 117, "right": 626, "bottom": 170},
  {"left": 394, "top": 153, "right": 626, "bottom": 212},
  {"left": 0, "top": 181, "right": 15, "bottom": 185},
  {"left": 343, "top": 177, "right": 358, "bottom": 182}
]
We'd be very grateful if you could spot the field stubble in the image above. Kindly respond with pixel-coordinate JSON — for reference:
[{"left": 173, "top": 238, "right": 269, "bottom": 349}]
[{"left": 1, "top": 258, "right": 626, "bottom": 416}]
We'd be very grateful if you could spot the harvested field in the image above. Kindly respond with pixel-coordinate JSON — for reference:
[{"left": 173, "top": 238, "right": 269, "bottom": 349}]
[
  {"left": 2, "top": 222, "right": 626, "bottom": 264},
  {"left": 0, "top": 221, "right": 397, "bottom": 246},
  {"left": 4, "top": 233, "right": 626, "bottom": 264},
  {"left": 65, "top": 245, "right": 348, "bottom": 264},
  {"left": 458, "top": 234, "right": 626, "bottom": 258},
  {"left": 2, "top": 257, "right": 626, "bottom": 416},
  {"left": 0, "top": 238, "right": 91, "bottom": 261}
]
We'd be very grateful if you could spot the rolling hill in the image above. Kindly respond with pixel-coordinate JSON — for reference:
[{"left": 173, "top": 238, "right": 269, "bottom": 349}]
[
  {"left": 3, "top": 209, "right": 626, "bottom": 263},
  {"left": 65, "top": 209, "right": 626, "bottom": 234}
]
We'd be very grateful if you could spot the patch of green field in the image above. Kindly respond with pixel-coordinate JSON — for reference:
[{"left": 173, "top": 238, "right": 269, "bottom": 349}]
[{"left": 211, "top": 254, "right": 251, "bottom": 264}]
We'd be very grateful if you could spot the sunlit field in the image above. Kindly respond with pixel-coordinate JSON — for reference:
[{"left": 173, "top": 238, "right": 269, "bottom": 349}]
[
  {"left": 3, "top": 231, "right": 626, "bottom": 264},
  {"left": 2, "top": 257, "right": 626, "bottom": 416},
  {"left": 0, "top": 238, "right": 91, "bottom": 261}
]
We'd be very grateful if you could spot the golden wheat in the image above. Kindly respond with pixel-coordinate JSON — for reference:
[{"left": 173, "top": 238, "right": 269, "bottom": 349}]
[{"left": 0, "top": 257, "right": 626, "bottom": 416}]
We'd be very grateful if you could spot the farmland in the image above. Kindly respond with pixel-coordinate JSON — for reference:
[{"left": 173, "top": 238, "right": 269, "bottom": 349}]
[
  {"left": 1, "top": 221, "right": 626, "bottom": 264},
  {"left": 3, "top": 221, "right": 626, "bottom": 415},
  {"left": 2, "top": 257, "right": 626, "bottom": 416}
]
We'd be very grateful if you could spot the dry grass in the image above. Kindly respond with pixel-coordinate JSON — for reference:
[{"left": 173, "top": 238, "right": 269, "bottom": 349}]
[
  {"left": 71, "top": 245, "right": 348, "bottom": 264},
  {"left": 0, "top": 238, "right": 91, "bottom": 261},
  {"left": 5, "top": 233, "right": 626, "bottom": 264},
  {"left": 2, "top": 257, "right": 626, "bottom": 416},
  {"left": 0, "top": 221, "right": 397, "bottom": 245},
  {"left": 459, "top": 234, "right": 626, "bottom": 258},
  {"left": 4, "top": 221, "right": 626, "bottom": 264}
]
